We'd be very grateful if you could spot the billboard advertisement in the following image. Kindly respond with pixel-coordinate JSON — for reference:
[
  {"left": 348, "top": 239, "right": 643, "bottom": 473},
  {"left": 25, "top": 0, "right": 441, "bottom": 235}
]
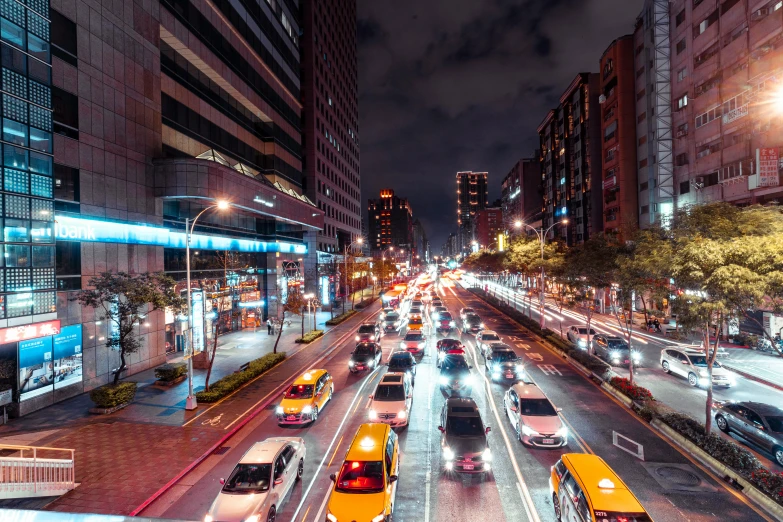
[
  {"left": 53, "top": 325, "right": 82, "bottom": 389},
  {"left": 18, "top": 336, "right": 54, "bottom": 400}
]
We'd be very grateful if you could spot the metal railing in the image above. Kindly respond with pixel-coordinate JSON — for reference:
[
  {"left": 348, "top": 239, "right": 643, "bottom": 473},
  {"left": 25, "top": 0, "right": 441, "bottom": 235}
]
[{"left": 0, "top": 444, "right": 75, "bottom": 499}]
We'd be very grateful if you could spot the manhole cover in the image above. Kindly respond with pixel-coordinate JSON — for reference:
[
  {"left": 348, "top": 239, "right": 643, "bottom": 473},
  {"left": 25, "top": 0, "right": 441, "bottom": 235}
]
[{"left": 654, "top": 466, "right": 701, "bottom": 487}]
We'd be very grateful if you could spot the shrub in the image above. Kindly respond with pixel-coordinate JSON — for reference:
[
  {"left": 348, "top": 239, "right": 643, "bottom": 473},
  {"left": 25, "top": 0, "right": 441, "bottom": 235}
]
[
  {"left": 90, "top": 382, "right": 137, "bottom": 408},
  {"left": 296, "top": 330, "right": 324, "bottom": 344},
  {"left": 660, "top": 412, "right": 762, "bottom": 472},
  {"left": 154, "top": 362, "right": 187, "bottom": 382},
  {"left": 545, "top": 334, "right": 572, "bottom": 353},
  {"left": 608, "top": 376, "right": 654, "bottom": 402},
  {"left": 749, "top": 469, "right": 783, "bottom": 504},
  {"left": 325, "top": 310, "right": 357, "bottom": 325},
  {"left": 635, "top": 404, "right": 655, "bottom": 423},
  {"left": 196, "top": 352, "right": 286, "bottom": 402},
  {"left": 354, "top": 297, "right": 378, "bottom": 310},
  {"left": 569, "top": 348, "right": 612, "bottom": 377}
]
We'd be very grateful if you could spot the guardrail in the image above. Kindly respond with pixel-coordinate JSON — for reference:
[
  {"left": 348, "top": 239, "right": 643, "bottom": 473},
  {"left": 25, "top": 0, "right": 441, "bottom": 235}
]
[{"left": 0, "top": 444, "right": 75, "bottom": 499}]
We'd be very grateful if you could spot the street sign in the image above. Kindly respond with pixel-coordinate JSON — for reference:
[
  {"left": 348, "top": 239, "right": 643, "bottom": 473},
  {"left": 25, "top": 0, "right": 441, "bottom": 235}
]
[{"left": 0, "top": 389, "right": 12, "bottom": 407}]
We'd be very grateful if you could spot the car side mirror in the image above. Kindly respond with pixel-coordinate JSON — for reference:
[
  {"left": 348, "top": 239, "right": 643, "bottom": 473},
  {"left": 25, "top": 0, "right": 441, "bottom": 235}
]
[
  {"left": 389, "top": 475, "right": 398, "bottom": 483},
  {"left": 438, "top": 426, "right": 445, "bottom": 432},
  {"left": 368, "top": 394, "right": 373, "bottom": 399},
  {"left": 485, "top": 427, "right": 491, "bottom": 434},
  {"left": 510, "top": 406, "right": 518, "bottom": 413},
  {"left": 329, "top": 473, "right": 336, "bottom": 482},
  {"left": 556, "top": 407, "right": 563, "bottom": 412},
  {"left": 219, "top": 478, "right": 225, "bottom": 485},
  {"left": 274, "top": 477, "right": 284, "bottom": 486}
]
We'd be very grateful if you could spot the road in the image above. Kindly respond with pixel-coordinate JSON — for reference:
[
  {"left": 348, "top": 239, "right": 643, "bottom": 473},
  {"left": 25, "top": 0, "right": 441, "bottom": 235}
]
[
  {"left": 469, "top": 276, "right": 783, "bottom": 471},
  {"left": 141, "top": 281, "right": 774, "bottom": 522}
]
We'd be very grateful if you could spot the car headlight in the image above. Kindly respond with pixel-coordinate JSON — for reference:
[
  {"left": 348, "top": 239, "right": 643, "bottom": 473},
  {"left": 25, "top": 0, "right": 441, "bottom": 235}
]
[
  {"left": 555, "top": 427, "right": 568, "bottom": 438},
  {"left": 355, "top": 335, "right": 360, "bottom": 341},
  {"left": 369, "top": 360, "right": 375, "bottom": 367},
  {"left": 610, "top": 350, "right": 621, "bottom": 360},
  {"left": 372, "top": 513, "right": 386, "bottom": 522},
  {"left": 449, "top": 321, "right": 456, "bottom": 327},
  {"left": 439, "top": 376, "right": 449, "bottom": 385},
  {"left": 326, "top": 514, "right": 338, "bottom": 522},
  {"left": 463, "top": 375, "right": 474, "bottom": 386},
  {"left": 301, "top": 405, "right": 313, "bottom": 415},
  {"left": 245, "top": 516, "right": 259, "bottom": 522},
  {"left": 480, "top": 323, "right": 485, "bottom": 328},
  {"left": 578, "top": 339, "right": 587, "bottom": 346},
  {"left": 400, "top": 342, "right": 407, "bottom": 348},
  {"left": 204, "top": 515, "right": 213, "bottom": 522},
  {"left": 516, "top": 364, "right": 525, "bottom": 373},
  {"left": 521, "top": 425, "right": 540, "bottom": 436},
  {"left": 699, "top": 369, "right": 708, "bottom": 376},
  {"left": 348, "top": 360, "right": 355, "bottom": 367},
  {"left": 275, "top": 406, "right": 283, "bottom": 415},
  {"left": 443, "top": 447, "right": 454, "bottom": 460},
  {"left": 398, "top": 409, "right": 407, "bottom": 419},
  {"left": 482, "top": 448, "right": 492, "bottom": 461},
  {"left": 632, "top": 352, "right": 642, "bottom": 363},
  {"left": 369, "top": 409, "right": 378, "bottom": 420}
]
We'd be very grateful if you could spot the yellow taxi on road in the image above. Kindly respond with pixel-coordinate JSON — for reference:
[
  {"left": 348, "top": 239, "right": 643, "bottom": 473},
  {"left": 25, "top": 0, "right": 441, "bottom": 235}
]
[
  {"left": 326, "top": 423, "right": 399, "bottom": 522},
  {"left": 275, "top": 369, "right": 333, "bottom": 426},
  {"left": 406, "top": 316, "right": 424, "bottom": 331},
  {"left": 550, "top": 453, "right": 651, "bottom": 522}
]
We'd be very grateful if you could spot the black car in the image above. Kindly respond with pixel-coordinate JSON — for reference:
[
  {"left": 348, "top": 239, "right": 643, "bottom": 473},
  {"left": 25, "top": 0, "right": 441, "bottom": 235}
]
[
  {"left": 436, "top": 338, "right": 465, "bottom": 367},
  {"left": 349, "top": 342, "right": 382, "bottom": 373},
  {"left": 380, "top": 311, "right": 400, "bottom": 333},
  {"left": 592, "top": 334, "right": 641, "bottom": 367},
  {"left": 484, "top": 345, "right": 525, "bottom": 382},
  {"left": 436, "top": 312, "right": 456, "bottom": 333},
  {"left": 355, "top": 323, "right": 381, "bottom": 343},
  {"left": 439, "top": 354, "right": 473, "bottom": 396},
  {"left": 387, "top": 352, "right": 417, "bottom": 385},
  {"left": 438, "top": 397, "right": 492, "bottom": 474},
  {"left": 713, "top": 401, "right": 783, "bottom": 466},
  {"left": 463, "top": 313, "right": 484, "bottom": 333}
]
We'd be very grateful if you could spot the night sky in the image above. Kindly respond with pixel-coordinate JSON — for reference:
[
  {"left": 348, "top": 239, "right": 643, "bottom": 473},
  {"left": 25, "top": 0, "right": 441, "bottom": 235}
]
[{"left": 357, "top": 0, "right": 644, "bottom": 252}]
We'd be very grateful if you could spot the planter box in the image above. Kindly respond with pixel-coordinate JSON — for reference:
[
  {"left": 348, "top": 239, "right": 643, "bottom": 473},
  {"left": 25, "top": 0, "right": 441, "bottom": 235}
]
[
  {"left": 154, "top": 374, "right": 187, "bottom": 387},
  {"left": 652, "top": 419, "right": 783, "bottom": 520},
  {"left": 89, "top": 402, "right": 131, "bottom": 415}
]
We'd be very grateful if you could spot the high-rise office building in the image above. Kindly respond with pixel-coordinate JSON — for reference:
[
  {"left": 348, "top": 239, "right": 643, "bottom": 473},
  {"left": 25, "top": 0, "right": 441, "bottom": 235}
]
[
  {"left": 368, "top": 189, "right": 412, "bottom": 252},
  {"left": 600, "top": 36, "right": 639, "bottom": 239},
  {"left": 456, "top": 171, "right": 488, "bottom": 252},
  {"left": 412, "top": 219, "right": 429, "bottom": 264},
  {"left": 538, "top": 74, "right": 602, "bottom": 245},
  {"left": 301, "top": 0, "right": 361, "bottom": 255}
]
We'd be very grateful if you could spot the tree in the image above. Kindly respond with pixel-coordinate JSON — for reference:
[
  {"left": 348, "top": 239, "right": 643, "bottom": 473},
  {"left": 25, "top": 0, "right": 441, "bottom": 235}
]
[
  {"left": 667, "top": 203, "right": 783, "bottom": 434},
  {"left": 75, "top": 272, "right": 185, "bottom": 386},
  {"left": 505, "top": 235, "right": 565, "bottom": 321},
  {"left": 203, "top": 295, "right": 231, "bottom": 393},
  {"left": 273, "top": 289, "right": 306, "bottom": 354}
]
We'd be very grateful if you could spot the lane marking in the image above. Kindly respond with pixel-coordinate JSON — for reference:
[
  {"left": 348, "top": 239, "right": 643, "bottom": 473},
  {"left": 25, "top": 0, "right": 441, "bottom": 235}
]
[
  {"left": 300, "top": 506, "right": 311, "bottom": 522},
  {"left": 538, "top": 364, "right": 562, "bottom": 376},
  {"left": 326, "top": 435, "right": 344, "bottom": 468},
  {"left": 525, "top": 353, "right": 544, "bottom": 362}
]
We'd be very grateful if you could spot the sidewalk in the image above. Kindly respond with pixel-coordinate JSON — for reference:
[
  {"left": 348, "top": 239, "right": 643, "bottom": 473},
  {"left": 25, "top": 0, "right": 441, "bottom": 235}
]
[{"left": 0, "top": 307, "right": 349, "bottom": 514}]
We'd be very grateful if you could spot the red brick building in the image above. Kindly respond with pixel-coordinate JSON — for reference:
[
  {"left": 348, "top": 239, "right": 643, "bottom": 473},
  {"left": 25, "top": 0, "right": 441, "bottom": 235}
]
[
  {"left": 600, "top": 36, "right": 639, "bottom": 239},
  {"left": 475, "top": 208, "right": 504, "bottom": 250}
]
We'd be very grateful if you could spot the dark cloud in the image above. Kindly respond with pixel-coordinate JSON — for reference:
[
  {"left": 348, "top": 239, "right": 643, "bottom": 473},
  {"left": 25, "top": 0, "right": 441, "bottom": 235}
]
[{"left": 358, "top": 0, "right": 644, "bottom": 251}]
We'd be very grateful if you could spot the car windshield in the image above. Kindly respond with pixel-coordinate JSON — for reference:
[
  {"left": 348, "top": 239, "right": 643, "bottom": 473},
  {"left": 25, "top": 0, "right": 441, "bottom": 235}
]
[
  {"left": 440, "top": 339, "right": 461, "bottom": 348},
  {"left": 519, "top": 398, "right": 557, "bottom": 416},
  {"left": 765, "top": 416, "right": 783, "bottom": 432},
  {"left": 358, "top": 325, "right": 376, "bottom": 334},
  {"left": 482, "top": 334, "right": 500, "bottom": 342},
  {"left": 405, "top": 333, "right": 423, "bottom": 341},
  {"left": 491, "top": 351, "right": 518, "bottom": 362},
  {"left": 688, "top": 355, "right": 708, "bottom": 366},
  {"left": 335, "top": 461, "right": 385, "bottom": 493},
  {"left": 446, "top": 415, "right": 485, "bottom": 437},
  {"left": 607, "top": 340, "right": 628, "bottom": 349},
  {"left": 374, "top": 384, "right": 406, "bottom": 401},
  {"left": 462, "top": 309, "right": 475, "bottom": 315},
  {"left": 354, "top": 345, "right": 375, "bottom": 356},
  {"left": 439, "top": 313, "right": 453, "bottom": 320},
  {"left": 577, "top": 328, "right": 596, "bottom": 335},
  {"left": 285, "top": 384, "right": 313, "bottom": 399},
  {"left": 389, "top": 357, "right": 412, "bottom": 369},
  {"left": 385, "top": 313, "right": 399, "bottom": 321},
  {"left": 441, "top": 357, "right": 469, "bottom": 372},
  {"left": 466, "top": 315, "right": 481, "bottom": 324},
  {"left": 222, "top": 463, "right": 271, "bottom": 493}
]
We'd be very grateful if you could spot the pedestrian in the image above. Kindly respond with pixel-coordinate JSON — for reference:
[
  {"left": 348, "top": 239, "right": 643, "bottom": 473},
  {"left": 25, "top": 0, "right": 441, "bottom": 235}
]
[
  {"left": 267, "top": 318, "right": 272, "bottom": 335},
  {"left": 653, "top": 317, "right": 661, "bottom": 333}
]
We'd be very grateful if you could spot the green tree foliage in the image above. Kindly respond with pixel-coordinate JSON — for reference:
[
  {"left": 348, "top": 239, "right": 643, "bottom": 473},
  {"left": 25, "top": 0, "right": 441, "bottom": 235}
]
[
  {"left": 462, "top": 250, "right": 506, "bottom": 273},
  {"left": 75, "top": 272, "right": 185, "bottom": 385}
]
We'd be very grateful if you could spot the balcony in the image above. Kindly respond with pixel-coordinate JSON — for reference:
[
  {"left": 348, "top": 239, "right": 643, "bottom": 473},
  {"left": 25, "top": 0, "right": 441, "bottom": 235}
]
[{"left": 750, "top": 7, "right": 783, "bottom": 50}]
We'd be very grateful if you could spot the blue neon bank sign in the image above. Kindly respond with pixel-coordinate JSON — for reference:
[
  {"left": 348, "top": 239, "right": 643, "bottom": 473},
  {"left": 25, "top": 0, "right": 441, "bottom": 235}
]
[{"left": 55, "top": 215, "right": 307, "bottom": 254}]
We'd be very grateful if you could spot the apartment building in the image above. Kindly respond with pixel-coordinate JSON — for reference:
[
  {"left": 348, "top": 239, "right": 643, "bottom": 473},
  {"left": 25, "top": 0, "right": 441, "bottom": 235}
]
[
  {"left": 501, "top": 157, "right": 542, "bottom": 230},
  {"left": 456, "top": 171, "right": 488, "bottom": 252}
]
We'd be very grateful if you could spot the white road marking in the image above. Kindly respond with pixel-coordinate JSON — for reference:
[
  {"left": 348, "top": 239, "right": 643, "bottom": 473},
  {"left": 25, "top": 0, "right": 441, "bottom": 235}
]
[
  {"left": 538, "top": 364, "right": 562, "bottom": 376},
  {"left": 424, "top": 362, "right": 435, "bottom": 522},
  {"left": 525, "top": 353, "right": 544, "bottom": 362},
  {"left": 514, "top": 343, "right": 530, "bottom": 350}
]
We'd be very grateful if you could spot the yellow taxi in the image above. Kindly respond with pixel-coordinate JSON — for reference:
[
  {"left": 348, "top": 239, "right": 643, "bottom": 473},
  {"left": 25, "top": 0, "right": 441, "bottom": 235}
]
[
  {"left": 326, "top": 423, "right": 399, "bottom": 522},
  {"left": 406, "top": 316, "right": 424, "bottom": 331},
  {"left": 550, "top": 453, "right": 651, "bottom": 522},
  {"left": 275, "top": 369, "right": 333, "bottom": 426}
]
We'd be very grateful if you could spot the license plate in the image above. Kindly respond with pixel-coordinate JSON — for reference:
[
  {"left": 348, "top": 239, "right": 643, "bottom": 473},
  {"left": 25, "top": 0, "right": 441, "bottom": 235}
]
[
  {"left": 356, "top": 366, "right": 365, "bottom": 370},
  {"left": 462, "top": 464, "right": 474, "bottom": 470},
  {"left": 542, "top": 438, "right": 554, "bottom": 444},
  {"left": 286, "top": 415, "right": 296, "bottom": 421},
  {"left": 505, "top": 373, "right": 514, "bottom": 379},
  {"left": 624, "top": 360, "right": 629, "bottom": 364}
]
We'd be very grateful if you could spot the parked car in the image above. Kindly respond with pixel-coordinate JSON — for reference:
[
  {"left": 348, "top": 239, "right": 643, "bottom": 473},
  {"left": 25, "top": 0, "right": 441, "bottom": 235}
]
[
  {"left": 476, "top": 330, "right": 502, "bottom": 357},
  {"left": 592, "top": 334, "right": 642, "bottom": 367},
  {"left": 387, "top": 352, "right": 417, "bottom": 384},
  {"left": 713, "top": 401, "right": 783, "bottom": 466},
  {"left": 438, "top": 354, "right": 473, "bottom": 396},
  {"left": 205, "top": 437, "right": 305, "bottom": 522},
  {"left": 484, "top": 344, "right": 524, "bottom": 382},
  {"left": 369, "top": 373, "right": 413, "bottom": 428},
  {"left": 438, "top": 397, "right": 492, "bottom": 474},
  {"left": 355, "top": 323, "right": 381, "bottom": 343},
  {"left": 349, "top": 342, "right": 382, "bottom": 373},
  {"left": 566, "top": 325, "right": 597, "bottom": 350},
  {"left": 400, "top": 331, "right": 427, "bottom": 357},
  {"left": 660, "top": 347, "right": 735, "bottom": 387},
  {"left": 463, "top": 313, "right": 484, "bottom": 334},
  {"left": 504, "top": 383, "right": 567, "bottom": 447}
]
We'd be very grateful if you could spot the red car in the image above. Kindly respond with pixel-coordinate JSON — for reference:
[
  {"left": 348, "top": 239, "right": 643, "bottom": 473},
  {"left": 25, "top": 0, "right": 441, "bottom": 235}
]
[{"left": 436, "top": 338, "right": 464, "bottom": 367}]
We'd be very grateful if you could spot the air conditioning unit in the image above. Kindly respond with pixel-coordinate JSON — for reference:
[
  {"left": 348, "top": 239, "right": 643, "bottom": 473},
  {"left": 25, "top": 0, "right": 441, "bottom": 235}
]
[
  {"left": 751, "top": 8, "right": 769, "bottom": 21},
  {"left": 599, "top": 94, "right": 607, "bottom": 104}
]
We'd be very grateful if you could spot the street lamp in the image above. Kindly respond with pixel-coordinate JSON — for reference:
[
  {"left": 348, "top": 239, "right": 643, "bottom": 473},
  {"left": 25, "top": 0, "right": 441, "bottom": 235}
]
[
  {"left": 517, "top": 219, "right": 569, "bottom": 329},
  {"left": 303, "top": 292, "right": 316, "bottom": 333},
  {"left": 185, "top": 199, "right": 230, "bottom": 410},
  {"left": 343, "top": 236, "right": 363, "bottom": 314}
]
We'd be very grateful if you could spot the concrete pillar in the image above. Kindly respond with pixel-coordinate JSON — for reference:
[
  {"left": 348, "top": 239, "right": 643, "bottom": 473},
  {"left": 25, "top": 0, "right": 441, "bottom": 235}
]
[
  {"left": 264, "top": 253, "right": 281, "bottom": 319},
  {"left": 303, "top": 230, "right": 319, "bottom": 297}
]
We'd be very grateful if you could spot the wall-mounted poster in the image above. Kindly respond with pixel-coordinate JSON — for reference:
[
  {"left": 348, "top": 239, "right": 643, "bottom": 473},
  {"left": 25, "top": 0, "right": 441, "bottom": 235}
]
[
  {"left": 18, "top": 336, "right": 54, "bottom": 400},
  {"left": 53, "top": 325, "right": 82, "bottom": 389}
]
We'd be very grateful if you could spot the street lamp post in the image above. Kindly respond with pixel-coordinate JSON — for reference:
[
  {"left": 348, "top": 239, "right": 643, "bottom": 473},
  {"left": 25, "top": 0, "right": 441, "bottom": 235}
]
[
  {"left": 303, "top": 293, "right": 315, "bottom": 335},
  {"left": 185, "top": 199, "right": 230, "bottom": 410},
  {"left": 343, "top": 237, "right": 363, "bottom": 314},
  {"left": 514, "top": 218, "right": 569, "bottom": 330}
]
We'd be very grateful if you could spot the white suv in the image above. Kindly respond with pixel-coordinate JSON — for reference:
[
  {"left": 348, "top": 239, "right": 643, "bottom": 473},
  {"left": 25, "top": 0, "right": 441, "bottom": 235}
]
[
  {"left": 566, "top": 325, "right": 597, "bottom": 350},
  {"left": 369, "top": 373, "right": 413, "bottom": 428},
  {"left": 660, "top": 347, "right": 735, "bottom": 387},
  {"left": 476, "top": 330, "right": 502, "bottom": 357}
]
